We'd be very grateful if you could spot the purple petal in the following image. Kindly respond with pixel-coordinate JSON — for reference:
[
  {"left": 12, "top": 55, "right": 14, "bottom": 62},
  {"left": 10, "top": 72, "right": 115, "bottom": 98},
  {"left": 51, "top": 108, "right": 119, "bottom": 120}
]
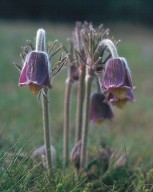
[
  {"left": 126, "top": 90, "right": 134, "bottom": 102},
  {"left": 26, "top": 51, "right": 50, "bottom": 86},
  {"left": 90, "top": 93, "right": 114, "bottom": 123},
  {"left": 19, "top": 64, "right": 28, "bottom": 86},
  {"left": 103, "top": 58, "right": 126, "bottom": 89},
  {"left": 43, "top": 75, "right": 52, "bottom": 88},
  {"left": 121, "top": 57, "right": 134, "bottom": 89}
]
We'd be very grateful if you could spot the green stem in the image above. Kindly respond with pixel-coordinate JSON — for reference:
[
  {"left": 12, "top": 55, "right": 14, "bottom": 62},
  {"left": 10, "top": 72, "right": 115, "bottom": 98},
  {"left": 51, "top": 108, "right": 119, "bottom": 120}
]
[
  {"left": 76, "top": 65, "right": 85, "bottom": 142},
  {"left": 36, "top": 29, "right": 52, "bottom": 176},
  {"left": 42, "top": 88, "right": 52, "bottom": 175},
  {"left": 80, "top": 69, "right": 93, "bottom": 169},
  {"left": 63, "top": 77, "right": 73, "bottom": 167}
]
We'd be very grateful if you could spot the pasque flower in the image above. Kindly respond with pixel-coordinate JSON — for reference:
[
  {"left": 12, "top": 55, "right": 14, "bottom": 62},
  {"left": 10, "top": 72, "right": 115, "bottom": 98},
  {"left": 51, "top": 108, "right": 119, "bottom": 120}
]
[
  {"left": 103, "top": 57, "right": 134, "bottom": 100},
  {"left": 89, "top": 93, "right": 114, "bottom": 124},
  {"left": 19, "top": 51, "right": 51, "bottom": 94}
]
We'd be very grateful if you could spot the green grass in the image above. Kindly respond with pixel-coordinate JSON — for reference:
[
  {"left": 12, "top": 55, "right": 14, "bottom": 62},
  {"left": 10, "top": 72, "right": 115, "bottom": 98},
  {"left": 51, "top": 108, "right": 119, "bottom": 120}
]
[{"left": 0, "top": 21, "right": 153, "bottom": 191}]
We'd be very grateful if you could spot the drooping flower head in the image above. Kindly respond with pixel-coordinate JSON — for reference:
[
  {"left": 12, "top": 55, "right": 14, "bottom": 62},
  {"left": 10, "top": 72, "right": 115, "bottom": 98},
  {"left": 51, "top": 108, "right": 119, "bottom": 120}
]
[
  {"left": 19, "top": 51, "right": 51, "bottom": 94},
  {"left": 89, "top": 93, "right": 114, "bottom": 125},
  {"left": 103, "top": 57, "right": 134, "bottom": 100}
]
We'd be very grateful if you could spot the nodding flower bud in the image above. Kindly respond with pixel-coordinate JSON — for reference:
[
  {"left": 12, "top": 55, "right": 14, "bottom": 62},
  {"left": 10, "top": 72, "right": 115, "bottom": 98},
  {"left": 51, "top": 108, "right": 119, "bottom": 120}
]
[
  {"left": 32, "top": 145, "right": 56, "bottom": 167},
  {"left": 89, "top": 93, "right": 114, "bottom": 125},
  {"left": 19, "top": 51, "right": 51, "bottom": 94},
  {"left": 102, "top": 57, "right": 134, "bottom": 100},
  {"left": 70, "top": 140, "right": 82, "bottom": 170}
]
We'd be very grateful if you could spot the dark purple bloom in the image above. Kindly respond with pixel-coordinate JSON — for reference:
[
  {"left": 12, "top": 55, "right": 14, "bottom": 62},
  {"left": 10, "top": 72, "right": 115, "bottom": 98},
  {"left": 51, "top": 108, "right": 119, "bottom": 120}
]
[
  {"left": 89, "top": 93, "right": 114, "bottom": 125},
  {"left": 106, "top": 90, "right": 134, "bottom": 109},
  {"left": 103, "top": 57, "right": 134, "bottom": 100},
  {"left": 19, "top": 51, "right": 51, "bottom": 94}
]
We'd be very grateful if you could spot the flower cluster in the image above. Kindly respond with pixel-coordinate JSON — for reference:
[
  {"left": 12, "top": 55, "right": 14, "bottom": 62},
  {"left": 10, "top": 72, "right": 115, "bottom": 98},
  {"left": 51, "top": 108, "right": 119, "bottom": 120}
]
[
  {"left": 73, "top": 23, "right": 135, "bottom": 126},
  {"left": 17, "top": 24, "right": 135, "bottom": 173},
  {"left": 89, "top": 56, "right": 134, "bottom": 125}
]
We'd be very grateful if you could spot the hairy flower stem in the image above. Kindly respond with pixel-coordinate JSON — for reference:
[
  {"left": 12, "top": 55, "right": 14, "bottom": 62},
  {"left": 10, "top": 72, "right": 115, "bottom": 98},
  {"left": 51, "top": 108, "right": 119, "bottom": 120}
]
[
  {"left": 76, "top": 65, "right": 85, "bottom": 142},
  {"left": 42, "top": 88, "right": 52, "bottom": 174},
  {"left": 36, "top": 29, "right": 46, "bottom": 51},
  {"left": 36, "top": 29, "right": 52, "bottom": 176},
  {"left": 80, "top": 70, "right": 93, "bottom": 169},
  {"left": 63, "top": 77, "right": 73, "bottom": 167},
  {"left": 100, "top": 39, "right": 118, "bottom": 58}
]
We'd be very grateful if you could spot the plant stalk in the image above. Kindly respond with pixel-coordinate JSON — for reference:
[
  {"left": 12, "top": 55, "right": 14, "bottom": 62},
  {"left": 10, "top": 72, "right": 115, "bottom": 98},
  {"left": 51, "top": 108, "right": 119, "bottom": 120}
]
[
  {"left": 36, "top": 29, "right": 52, "bottom": 176},
  {"left": 63, "top": 77, "right": 73, "bottom": 167},
  {"left": 76, "top": 65, "right": 85, "bottom": 142},
  {"left": 80, "top": 69, "right": 93, "bottom": 169},
  {"left": 42, "top": 88, "right": 52, "bottom": 175}
]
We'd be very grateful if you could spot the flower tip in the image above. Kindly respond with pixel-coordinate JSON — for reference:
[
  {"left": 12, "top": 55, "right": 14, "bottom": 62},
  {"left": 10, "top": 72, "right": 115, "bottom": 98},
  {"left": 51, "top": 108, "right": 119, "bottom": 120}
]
[
  {"left": 112, "top": 88, "right": 128, "bottom": 99},
  {"left": 29, "top": 84, "right": 42, "bottom": 94},
  {"left": 116, "top": 105, "right": 126, "bottom": 109},
  {"left": 37, "top": 28, "right": 46, "bottom": 34},
  {"left": 114, "top": 100, "right": 127, "bottom": 109},
  {"left": 95, "top": 119, "right": 104, "bottom": 125}
]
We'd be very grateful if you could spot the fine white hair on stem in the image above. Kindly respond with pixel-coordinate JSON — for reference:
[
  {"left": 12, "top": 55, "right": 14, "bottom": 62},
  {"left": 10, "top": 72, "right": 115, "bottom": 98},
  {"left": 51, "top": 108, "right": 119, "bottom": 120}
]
[
  {"left": 99, "top": 39, "right": 118, "bottom": 58},
  {"left": 35, "top": 28, "right": 46, "bottom": 51}
]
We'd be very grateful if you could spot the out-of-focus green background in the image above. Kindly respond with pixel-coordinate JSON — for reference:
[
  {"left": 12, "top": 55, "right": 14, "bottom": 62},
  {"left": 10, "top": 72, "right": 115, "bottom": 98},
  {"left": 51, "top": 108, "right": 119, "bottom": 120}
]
[{"left": 0, "top": 1, "right": 153, "bottom": 170}]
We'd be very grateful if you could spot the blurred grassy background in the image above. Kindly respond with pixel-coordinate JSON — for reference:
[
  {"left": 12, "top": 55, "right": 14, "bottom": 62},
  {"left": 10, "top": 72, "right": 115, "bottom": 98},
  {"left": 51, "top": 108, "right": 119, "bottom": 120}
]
[{"left": 0, "top": 21, "right": 153, "bottom": 171}]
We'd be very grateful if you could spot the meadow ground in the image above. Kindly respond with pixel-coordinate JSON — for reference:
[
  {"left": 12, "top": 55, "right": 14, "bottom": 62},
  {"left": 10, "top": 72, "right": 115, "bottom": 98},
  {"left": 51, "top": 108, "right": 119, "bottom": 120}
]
[{"left": 0, "top": 21, "right": 153, "bottom": 191}]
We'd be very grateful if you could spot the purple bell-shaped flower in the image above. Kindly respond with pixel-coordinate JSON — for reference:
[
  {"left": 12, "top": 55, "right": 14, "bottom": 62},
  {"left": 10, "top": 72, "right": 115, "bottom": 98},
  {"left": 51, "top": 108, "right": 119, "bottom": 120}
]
[
  {"left": 19, "top": 51, "right": 51, "bottom": 94},
  {"left": 89, "top": 93, "right": 114, "bottom": 125},
  {"left": 102, "top": 57, "right": 134, "bottom": 100}
]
